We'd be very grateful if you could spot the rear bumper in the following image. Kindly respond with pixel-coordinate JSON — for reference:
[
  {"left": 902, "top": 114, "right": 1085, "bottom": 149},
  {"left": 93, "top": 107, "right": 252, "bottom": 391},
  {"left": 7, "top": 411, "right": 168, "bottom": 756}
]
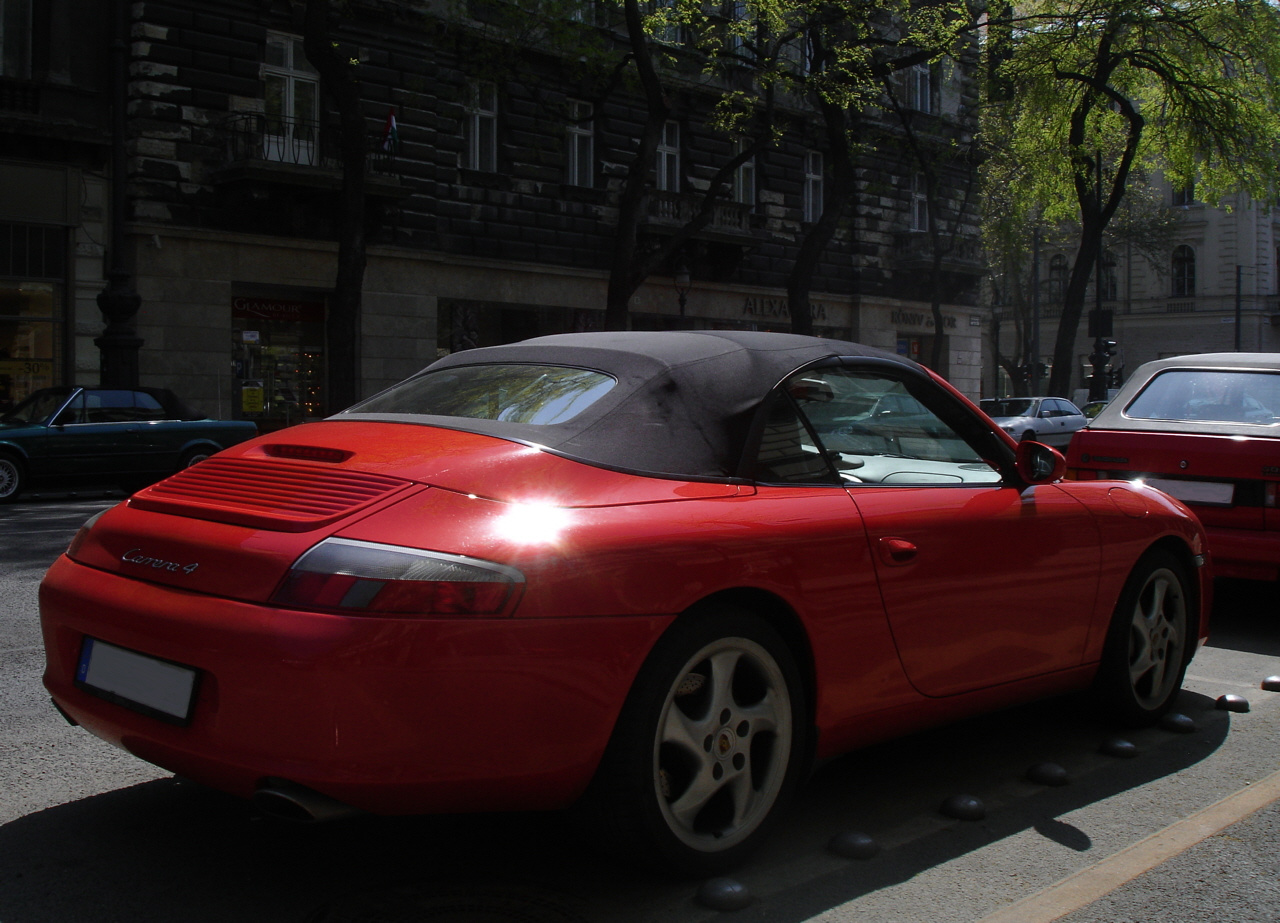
[{"left": 39, "top": 555, "right": 670, "bottom": 814}]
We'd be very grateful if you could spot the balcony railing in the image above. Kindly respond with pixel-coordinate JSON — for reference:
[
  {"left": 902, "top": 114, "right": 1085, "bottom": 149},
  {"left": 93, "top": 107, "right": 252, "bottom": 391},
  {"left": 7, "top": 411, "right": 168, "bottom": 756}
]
[
  {"left": 220, "top": 113, "right": 399, "bottom": 175},
  {"left": 892, "top": 231, "right": 985, "bottom": 273},
  {"left": 0, "top": 78, "right": 40, "bottom": 114},
  {"left": 643, "top": 190, "right": 757, "bottom": 239}
]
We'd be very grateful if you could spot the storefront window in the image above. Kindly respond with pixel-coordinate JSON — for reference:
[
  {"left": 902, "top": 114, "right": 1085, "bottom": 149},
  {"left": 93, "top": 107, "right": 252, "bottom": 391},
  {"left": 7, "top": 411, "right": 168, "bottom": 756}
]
[
  {"left": 0, "top": 222, "right": 66, "bottom": 413},
  {"left": 231, "top": 296, "right": 326, "bottom": 430}
]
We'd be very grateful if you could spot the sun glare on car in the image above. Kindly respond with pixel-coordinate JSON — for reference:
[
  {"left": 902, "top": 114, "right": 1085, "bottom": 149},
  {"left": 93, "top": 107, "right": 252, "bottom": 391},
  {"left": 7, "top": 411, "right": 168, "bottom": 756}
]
[{"left": 494, "top": 501, "right": 573, "bottom": 545}]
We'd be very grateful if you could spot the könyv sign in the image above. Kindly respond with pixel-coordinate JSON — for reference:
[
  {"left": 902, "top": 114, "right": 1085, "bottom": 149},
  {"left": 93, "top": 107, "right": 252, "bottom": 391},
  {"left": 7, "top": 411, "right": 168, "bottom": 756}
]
[{"left": 891, "top": 309, "right": 958, "bottom": 330}]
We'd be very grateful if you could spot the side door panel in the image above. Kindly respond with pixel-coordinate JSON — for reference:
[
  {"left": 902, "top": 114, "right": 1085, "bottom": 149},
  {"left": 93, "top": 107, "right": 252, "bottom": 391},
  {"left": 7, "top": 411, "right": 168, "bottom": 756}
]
[{"left": 850, "top": 483, "right": 1101, "bottom": 697}]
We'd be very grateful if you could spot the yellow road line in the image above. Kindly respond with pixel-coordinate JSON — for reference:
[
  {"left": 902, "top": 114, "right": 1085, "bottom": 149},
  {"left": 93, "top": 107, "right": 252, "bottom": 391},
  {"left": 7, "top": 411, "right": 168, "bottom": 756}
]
[{"left": 977, "top": 768, "right": 1280, "bottom": 923}]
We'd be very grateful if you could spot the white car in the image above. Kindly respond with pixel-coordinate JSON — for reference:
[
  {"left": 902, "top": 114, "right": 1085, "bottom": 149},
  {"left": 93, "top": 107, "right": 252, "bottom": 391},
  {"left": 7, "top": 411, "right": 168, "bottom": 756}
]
[{"left": 979, "top": 396, "right": 1088, "bottom": 447}]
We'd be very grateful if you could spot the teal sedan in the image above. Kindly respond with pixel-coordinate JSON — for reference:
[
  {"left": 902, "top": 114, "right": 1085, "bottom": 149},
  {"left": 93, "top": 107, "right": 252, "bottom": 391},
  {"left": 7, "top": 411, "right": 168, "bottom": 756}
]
[{"left": 0, "top": 387, "right": 258, "bottom": 502}]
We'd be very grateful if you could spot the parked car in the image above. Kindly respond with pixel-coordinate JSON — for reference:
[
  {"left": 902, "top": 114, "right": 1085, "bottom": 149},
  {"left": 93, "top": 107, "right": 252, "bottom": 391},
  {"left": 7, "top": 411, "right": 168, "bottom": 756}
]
[
  {"left": 0, "top": 386, "right": 257, "bottom": 502},
  {"left": 1066, "top": 352, "right": 1280, "bottom": 582},
  {"left": 980, "top": 396, "right": 1089, "bottom": 446},
  {"left": 40, "top": 332, "right": 1209, "bottom": 874}
]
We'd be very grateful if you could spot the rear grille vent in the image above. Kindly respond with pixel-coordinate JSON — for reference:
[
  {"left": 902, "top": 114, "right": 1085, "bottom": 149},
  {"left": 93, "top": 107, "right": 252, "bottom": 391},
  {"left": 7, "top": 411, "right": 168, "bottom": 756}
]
[{"left": 130, "top": 458, "right": 411, "bottom": 531}]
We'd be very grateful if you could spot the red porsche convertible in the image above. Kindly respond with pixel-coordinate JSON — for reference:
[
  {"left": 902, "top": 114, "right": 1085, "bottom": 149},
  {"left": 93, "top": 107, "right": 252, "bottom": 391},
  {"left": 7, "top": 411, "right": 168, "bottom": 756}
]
[{"left": 40, "top": 331, "right": 1209, "bottom": 874}]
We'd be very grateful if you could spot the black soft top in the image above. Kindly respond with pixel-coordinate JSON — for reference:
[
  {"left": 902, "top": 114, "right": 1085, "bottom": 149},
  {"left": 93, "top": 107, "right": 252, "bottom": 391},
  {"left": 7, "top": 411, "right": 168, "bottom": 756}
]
[{"left": 340, "top": 330, "right": 926, "bottom": 480}]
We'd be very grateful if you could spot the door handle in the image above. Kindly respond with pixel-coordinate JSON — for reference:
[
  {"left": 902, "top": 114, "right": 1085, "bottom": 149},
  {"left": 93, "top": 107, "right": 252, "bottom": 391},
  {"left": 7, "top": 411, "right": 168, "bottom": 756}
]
[{"left": 878, "top": 537, "right": 918, "bottom": 566}]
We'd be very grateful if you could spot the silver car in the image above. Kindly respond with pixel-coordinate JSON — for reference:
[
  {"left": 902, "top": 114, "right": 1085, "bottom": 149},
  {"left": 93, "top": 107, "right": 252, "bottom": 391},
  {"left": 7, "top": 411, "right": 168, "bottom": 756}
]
[{"left": 979, "top": 396, "right": 1088, "bottom": 447}]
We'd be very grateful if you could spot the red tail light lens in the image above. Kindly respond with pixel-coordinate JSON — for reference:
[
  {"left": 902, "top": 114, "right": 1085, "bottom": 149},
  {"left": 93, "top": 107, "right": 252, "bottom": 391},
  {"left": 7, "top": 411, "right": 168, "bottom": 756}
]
[{"left": 272, "top": 538, "right": 524, "bottom": 616}]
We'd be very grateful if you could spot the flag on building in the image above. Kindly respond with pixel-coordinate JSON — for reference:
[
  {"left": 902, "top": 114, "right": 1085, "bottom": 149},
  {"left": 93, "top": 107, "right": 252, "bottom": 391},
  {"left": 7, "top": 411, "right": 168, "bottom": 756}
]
[{"left": 381, "top": 108, "right": 398, "bottom": 153}]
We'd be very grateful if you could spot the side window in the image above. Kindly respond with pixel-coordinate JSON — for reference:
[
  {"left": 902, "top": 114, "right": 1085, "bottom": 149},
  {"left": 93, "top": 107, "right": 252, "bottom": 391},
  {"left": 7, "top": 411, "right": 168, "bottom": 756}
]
[
  {"left": 89, "top": 390, "right": 138, "bottom": 423},
  {"left": 784, "top": 367, "right": 1002, "bottom": 486},
  {"left": 133, "top": 392, "right": 167, "bottom": 421},
  {"left": 751, "top": 392, "right": 833, "bottom": 484},
  {"left": 53, "top": 392, "right": 85, "bottom": 426}
]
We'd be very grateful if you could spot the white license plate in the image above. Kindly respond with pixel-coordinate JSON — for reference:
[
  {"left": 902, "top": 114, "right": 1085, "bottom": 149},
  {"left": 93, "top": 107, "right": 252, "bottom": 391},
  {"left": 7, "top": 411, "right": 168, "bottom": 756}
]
[
  {"left": 1145, "top": 478, "right": 1235, "bottom": 507},
  {"left": 76, "top": 638, "right": 199, "bottom": 725}
]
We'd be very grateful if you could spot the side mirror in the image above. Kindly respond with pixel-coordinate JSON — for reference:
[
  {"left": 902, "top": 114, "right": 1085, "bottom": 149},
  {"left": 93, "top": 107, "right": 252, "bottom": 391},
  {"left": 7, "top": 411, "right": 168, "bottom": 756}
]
[{"left": 1015, "top": 439, "right": 1066, "bottom": 484}]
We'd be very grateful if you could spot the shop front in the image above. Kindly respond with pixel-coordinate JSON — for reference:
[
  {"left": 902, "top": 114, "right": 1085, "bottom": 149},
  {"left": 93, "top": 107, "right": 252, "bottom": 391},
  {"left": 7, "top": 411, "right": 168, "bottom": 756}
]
[
  {"left": 0, "top": 223, "right": 67, "bottom": 414},
  {"left": 231, "top": 295, "right": 326, "bottom": 431}
]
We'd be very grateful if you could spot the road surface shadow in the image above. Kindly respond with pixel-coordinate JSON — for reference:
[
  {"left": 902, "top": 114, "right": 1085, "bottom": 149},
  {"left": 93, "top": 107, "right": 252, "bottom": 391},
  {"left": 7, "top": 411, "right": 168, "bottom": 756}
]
[{"left": 0, "top": 689, "right": 1231, "bottom": 923}]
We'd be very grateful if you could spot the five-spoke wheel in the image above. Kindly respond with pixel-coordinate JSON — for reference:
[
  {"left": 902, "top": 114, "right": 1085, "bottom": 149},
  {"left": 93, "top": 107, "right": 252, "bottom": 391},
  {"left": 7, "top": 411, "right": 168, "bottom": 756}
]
[
  {"left": 583, "top": 607, "right": 806, "bottom": 875},
  {"left": 1096, "top": 550, "right": 1192, "bottom": 725}
]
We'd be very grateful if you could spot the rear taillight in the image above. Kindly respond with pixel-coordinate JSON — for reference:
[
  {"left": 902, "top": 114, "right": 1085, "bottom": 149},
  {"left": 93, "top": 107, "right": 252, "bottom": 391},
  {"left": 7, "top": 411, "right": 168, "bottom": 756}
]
[
  {"left": 66, "top": 508, "right": 109, "bottom": 561},
  {"left": 271, "top": 538, "right": 524, "bottom": 616}
]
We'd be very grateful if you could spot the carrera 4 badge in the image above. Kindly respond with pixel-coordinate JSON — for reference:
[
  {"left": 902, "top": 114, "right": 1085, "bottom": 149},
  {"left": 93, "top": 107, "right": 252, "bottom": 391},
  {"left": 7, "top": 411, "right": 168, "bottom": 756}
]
[{"left": 121, "top": 548, "right": 200, "bottom": 575}]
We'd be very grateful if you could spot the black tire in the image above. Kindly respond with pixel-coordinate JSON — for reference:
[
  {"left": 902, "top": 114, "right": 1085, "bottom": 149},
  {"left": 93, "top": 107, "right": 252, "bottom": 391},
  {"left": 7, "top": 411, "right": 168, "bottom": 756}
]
[
  {"left": 1020, "top": 429, "right": 1038, "bottom": 443},
  {"left": 1093, "top": 550, "right": 1192, "bottom": 726},
  {"left": 179, "top": 446, "right": 213, "bottom": 470},
  {"left": 578, "top": 606, "right": 808, "bottom": 876},
  {"left": 0, "top": 454, "right": 25, "bottom": 503}
]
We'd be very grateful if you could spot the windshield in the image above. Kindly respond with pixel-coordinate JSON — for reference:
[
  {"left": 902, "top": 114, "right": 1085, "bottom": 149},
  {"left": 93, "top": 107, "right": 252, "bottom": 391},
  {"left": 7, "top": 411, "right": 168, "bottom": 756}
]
[
  {"left": 1125, "top": 369, "right": 1280, "bottom": 425},
  {"left": 1, "top": 387, "right": 73, "bottom": 425},
  {"left": 981, "top": 399, "right": 1036, "bottom": 417},
  {"left": 347, "top": 364, "right": 617, "bottom": 425}
]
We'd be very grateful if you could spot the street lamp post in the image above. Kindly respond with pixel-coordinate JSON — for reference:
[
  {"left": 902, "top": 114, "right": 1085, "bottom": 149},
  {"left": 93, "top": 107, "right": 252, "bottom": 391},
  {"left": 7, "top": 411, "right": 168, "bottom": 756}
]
[{"left": 675, "top": 262, "right": 691, "bottom": 318}]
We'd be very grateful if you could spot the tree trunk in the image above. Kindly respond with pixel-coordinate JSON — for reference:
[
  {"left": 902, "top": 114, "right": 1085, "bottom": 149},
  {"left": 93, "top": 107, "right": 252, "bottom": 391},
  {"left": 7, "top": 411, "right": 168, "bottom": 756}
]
[{"left": 304, "top": 0, "right": 368, "bottom": 412}]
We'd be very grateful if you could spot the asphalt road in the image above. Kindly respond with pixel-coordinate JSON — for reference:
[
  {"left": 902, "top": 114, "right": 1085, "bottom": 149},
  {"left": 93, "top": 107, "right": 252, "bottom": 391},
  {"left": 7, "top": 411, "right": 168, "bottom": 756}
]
[{"left": 2, "top": 493, "right": 1279, "bottom": 923}]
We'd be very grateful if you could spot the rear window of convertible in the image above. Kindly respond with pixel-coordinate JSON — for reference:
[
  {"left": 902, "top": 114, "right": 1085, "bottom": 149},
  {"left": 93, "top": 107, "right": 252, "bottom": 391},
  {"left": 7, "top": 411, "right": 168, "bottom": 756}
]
[
  {"left": 1125, "top": 369, "right": 1280, "bottom": 425},
  {"left": 351, "top": 364, "right": 617, "bottom": 425}
]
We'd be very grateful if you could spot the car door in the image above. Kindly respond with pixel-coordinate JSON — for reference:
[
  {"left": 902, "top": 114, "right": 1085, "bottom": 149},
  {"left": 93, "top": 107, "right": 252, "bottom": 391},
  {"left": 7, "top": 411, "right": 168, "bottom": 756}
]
[
  {"left": 45, "top": 389, "right": 148, "bottom": 479},
  {"left": 787, "top": 365, "right": 1101, "bottom": 698}
]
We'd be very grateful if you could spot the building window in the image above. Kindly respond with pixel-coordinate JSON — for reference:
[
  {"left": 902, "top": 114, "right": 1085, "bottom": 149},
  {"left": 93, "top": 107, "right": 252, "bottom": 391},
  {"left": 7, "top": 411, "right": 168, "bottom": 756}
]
[
  {"left": 733, "top": 141, "right": 755, "bottom": 209},
  {"left": 0, "top": 223, "right": 66, "bottom": 412},
  {"left": 1047, "top": 254, "right": 1068, "bottom": 299},
  {"left": 566, "top": 100, "right": 593, "bottom": 187},
  {"left": 1172, "top": 245, "right": 1196, "bottom": 296},
  {"left": 901, "top": 62, "right": 933, "bottom": 113},
  {"left": 263, "top": 32, "right": 319, "bottom": 166},
  {"left": 466, "top": 80, "right": 499, "bottom": 173},
  {"left": 726, "top": 0, "right": 750, "bottom": 57},
  {"left": 1172, "top": 182, "right": 1195, "bottom": 207},
  {"left": 782, "top": 33, "right": 812, "bottom": 76},
  {"left": 803, "top": 151, "right": 823, "bottom": 224},
  {"left": 910, "top": 174, "right": 929, "bottom": 231},
  {"left": 1099, "top": 250, "right": 1118, "bottom": 301},
  {"left": 656, "top": 121, "right": 680, "bottom": 192},
  {"left": 1, "top": 0, "right": 31, "bottom": 78},
  {"left": 649, "top": 0, "right": 684, "bottom": 44}
]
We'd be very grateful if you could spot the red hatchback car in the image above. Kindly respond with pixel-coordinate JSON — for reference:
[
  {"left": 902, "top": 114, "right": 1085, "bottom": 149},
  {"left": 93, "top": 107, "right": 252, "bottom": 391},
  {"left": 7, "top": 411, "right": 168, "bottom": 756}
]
[
  {"left": 41, "top": 331, "right": 1209, "bottom": 874},
  {"left": 1067, "top": 352, "right": 1280, "bottom": 583}
]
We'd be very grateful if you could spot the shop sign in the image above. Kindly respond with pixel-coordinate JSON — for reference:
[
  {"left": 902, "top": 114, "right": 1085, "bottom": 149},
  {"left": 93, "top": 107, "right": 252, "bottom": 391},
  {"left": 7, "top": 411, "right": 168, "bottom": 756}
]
[
  {"left": 241, "top": 381, "right": 265, "bottom": 414},
  {"left": 890, "top": 309, "right": 957, "bottom": 331},
  {"left": 0, "top": 359, "right": 52, "bottom": 377},
  {"left": 232, "top": 297, "right": 325, "bottom": 324},
  {"left": 743, "top": 297, "right": 829, "bottom": 321}
]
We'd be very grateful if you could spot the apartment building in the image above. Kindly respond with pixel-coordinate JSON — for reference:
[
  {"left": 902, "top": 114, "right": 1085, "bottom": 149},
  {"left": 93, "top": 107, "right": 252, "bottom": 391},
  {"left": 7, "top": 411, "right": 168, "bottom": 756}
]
[{"left": 2, "top": 0, "right": 985, "bottom": 427}]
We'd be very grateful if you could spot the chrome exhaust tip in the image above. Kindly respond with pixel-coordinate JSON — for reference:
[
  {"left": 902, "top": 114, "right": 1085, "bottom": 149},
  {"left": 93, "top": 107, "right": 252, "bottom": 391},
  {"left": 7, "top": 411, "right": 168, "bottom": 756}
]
[{"left": 253, "top": 778, "right": 363, "bottom": 823}]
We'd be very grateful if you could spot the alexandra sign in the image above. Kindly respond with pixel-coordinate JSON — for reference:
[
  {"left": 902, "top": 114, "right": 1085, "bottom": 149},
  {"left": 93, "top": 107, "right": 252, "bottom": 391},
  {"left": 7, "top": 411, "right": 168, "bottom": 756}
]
[
  {"left": 890, "top": 309, "right": 958, "bottom": 330},
  {"left": 743, "top": 297, "right": 829, "bottom": 321}
]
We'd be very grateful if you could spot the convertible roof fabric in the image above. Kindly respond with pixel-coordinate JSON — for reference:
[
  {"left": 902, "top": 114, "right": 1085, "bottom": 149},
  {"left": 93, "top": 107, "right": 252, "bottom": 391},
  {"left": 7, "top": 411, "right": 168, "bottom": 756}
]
[{"left": 340, "top": 330, "right": 922, "bottom": 480}]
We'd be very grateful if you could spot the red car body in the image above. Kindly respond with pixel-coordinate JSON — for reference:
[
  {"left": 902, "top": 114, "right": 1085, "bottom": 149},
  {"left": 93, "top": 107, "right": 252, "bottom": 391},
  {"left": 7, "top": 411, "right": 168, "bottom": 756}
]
[
  {"left": 1067, "top": 352, "right": 1280, "bottom": 582},
  {"left": 40, "top": 331, "right": 1210, "bottom": 873}
]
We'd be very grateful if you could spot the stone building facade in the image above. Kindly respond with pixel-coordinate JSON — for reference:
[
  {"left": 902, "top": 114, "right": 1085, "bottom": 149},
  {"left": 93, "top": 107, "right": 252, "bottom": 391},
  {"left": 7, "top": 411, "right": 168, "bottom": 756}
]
[
  {"left": 3, "top": 0, "right": 985, "bottom": 427},
  {"left": 992, "top": 182, "right": 1280, "bottom": 402}
]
